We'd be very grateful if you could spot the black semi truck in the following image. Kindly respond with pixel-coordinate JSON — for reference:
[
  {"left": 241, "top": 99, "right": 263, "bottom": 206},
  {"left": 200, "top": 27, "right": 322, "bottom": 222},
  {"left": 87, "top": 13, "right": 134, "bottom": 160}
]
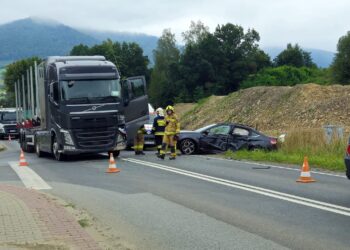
[{"left": 15, "top": 56, "right": 149, "bottom": 160}]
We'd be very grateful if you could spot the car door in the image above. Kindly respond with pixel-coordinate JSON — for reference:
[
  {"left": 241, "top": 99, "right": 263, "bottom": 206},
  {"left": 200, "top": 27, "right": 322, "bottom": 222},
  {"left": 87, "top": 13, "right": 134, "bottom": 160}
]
[
  {"left": 228, "top": 126, "right": 250, "bottom": 151},
  {"left": 199, "top": 124, "right": 232, "bottom": 152},
  {"left": 122, "top": 76, "right": 149, "bottom": 145}
]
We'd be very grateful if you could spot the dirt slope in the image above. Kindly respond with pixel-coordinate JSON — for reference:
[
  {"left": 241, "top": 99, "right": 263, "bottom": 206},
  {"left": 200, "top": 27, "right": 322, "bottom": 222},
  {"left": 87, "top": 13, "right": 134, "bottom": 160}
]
[{"left": 177, "top": 84, "right": 350, "bottom": 133}]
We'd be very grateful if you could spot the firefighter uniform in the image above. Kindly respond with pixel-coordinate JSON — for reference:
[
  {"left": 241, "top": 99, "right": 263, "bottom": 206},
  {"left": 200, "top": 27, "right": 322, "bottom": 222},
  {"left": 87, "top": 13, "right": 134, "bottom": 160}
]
[
  {"left": 152, "top": 109, "right": 166, "bottom": 155},
  {"left": 158, "top": 106, "right": 180, "bottom": 160},
  {"left": 134, "top": 125, "right": 146, "bottom": 155}
]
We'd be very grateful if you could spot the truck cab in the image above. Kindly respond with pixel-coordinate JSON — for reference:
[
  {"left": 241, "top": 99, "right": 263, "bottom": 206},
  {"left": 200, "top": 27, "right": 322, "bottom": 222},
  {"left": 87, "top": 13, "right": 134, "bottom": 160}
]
[
  {"left": 18, "top": 56, "right": 149, "bottom": 160},
  {"left": 0, "top": 109, "right": 19, "bottom": 139}
]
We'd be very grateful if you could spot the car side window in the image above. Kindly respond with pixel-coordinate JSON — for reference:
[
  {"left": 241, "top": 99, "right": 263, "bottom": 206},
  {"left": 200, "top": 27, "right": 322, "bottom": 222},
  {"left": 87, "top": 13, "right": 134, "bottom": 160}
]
[
  {"left": 232, "top": 127, "right": 249, "bottom": 136},
  {"left": 251, "top": 131, "right": 260, "bottom": 137},
  {"left": 207, "top": 125, "right": 231, "bottom": 135}
]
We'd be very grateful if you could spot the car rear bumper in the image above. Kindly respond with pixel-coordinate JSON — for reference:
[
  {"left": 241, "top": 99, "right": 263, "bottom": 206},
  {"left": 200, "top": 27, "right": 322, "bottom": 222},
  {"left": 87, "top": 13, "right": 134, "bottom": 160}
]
[{"left": 345, "top": 155, "right": 350, "bottom": 179}]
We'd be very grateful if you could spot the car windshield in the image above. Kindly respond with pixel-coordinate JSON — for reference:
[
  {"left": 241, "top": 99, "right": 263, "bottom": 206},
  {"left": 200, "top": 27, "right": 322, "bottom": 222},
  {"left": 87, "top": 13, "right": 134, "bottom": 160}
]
[
  {"left": 195, "top": 124, "right": 217, "bottom": 133},
  {"left": 1, "top": 112, "right": 16, "bottom": 121},
  {"left": 149, "top": 113, "right": 157, "bottom": 124},
  {"left": 60, "top": 79, "right": 121, "bottom": 104}
]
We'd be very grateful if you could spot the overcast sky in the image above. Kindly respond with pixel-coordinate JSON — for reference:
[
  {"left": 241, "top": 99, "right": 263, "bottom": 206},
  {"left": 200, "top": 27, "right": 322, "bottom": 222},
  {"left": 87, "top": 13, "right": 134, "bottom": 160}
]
[{"left": 1, "top": 0, "right": 349, "bottom": 52}]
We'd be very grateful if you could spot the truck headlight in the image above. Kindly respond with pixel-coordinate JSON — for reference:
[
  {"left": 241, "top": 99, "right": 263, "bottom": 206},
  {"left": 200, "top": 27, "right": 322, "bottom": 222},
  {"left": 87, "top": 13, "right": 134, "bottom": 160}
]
[
  {"left": 60, "top": 129, "right": 74, "bottom": 145},
  {"left": 117, "top": 114, "right": 125, "bottom": 124}
]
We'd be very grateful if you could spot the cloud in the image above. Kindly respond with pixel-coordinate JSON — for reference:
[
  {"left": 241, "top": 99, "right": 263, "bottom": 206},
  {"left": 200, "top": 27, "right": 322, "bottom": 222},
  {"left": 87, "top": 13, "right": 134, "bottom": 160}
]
[{"left": 0, "top": 0, "right": 349, "bottom": 51}]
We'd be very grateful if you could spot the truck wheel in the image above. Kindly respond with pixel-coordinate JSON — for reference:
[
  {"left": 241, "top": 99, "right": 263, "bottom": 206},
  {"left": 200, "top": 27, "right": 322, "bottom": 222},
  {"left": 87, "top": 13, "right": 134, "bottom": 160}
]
[
  {"left": 20, "top": 138, "right": 28, "bottom": 152},
  {"left": 108, "top": 150, "right": 120, "bottom": 158},
  {"left": 52, "top": 136, "right": 65, "bottom": 161},
  {"left": 35, "top": 139, "right": 43, "bottom": 158}
]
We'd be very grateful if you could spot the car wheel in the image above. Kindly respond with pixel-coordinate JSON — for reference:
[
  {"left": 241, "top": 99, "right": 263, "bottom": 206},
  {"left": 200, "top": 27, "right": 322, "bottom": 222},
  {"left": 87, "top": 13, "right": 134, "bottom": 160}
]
[
  {"left": 180, "top": 139, "right": 196, "bottom": 155},
  {"left": 52, "top": 136, "right": 65, "bottom": 161}
]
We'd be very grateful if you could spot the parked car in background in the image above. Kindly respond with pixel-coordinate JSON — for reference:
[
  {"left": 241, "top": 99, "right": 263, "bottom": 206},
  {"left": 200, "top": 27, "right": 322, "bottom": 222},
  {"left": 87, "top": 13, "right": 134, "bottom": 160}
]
[
  {"left": 178, "top": 123, "right": 277, "bottom": 155},
  {"left": 345, "top": 137, "right": 350, "bottom": 179},
  {"left": 0, "top": 108, "right": 18, "bottom": 139},
  {"left": 144, "top": 111, "right": 156, "bottom": 147}
]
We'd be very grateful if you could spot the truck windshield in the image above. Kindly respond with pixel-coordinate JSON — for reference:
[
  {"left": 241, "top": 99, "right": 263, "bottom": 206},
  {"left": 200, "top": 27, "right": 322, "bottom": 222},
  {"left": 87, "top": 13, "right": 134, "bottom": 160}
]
[
  {"left": 1, "top": 112, "right": 16, "bottom": 121},
  {"left": 60, "top": 79, "right": 121, "bottom": 104}
]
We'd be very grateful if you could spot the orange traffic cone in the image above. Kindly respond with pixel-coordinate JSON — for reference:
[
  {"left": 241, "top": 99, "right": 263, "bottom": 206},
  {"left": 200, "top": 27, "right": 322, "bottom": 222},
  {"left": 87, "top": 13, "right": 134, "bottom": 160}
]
[
  {"left": 19, "top": 149, "right": 29, "bottom": 167},
  {"left": 297, "top": 156, "right": 316, "bottom": 183},
  {"left": 106, "top": 153, "right": 120, "bottom": 173}
]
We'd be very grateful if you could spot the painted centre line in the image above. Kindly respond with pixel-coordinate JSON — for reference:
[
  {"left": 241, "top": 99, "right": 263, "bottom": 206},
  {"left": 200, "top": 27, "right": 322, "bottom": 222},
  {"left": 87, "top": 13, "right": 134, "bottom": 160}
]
[
  {"left": 124, "top": 158, "right": 350, "bottom": 217},
  {"left": 8, "top": 161, "right": 52, "bottom": 190}
]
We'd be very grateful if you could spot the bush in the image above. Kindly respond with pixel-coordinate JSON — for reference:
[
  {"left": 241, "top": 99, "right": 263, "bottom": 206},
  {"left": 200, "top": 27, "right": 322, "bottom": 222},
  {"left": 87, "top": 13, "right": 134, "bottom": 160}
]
[{"left": 241, "top": 66, "right": 332, "bottom": 89}]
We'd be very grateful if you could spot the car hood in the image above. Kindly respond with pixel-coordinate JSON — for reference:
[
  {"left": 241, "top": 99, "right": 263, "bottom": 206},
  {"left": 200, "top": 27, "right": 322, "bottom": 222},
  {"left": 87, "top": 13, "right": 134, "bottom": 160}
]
[{"left": 180, "top": 130, "right": 195, "bottom": 133}]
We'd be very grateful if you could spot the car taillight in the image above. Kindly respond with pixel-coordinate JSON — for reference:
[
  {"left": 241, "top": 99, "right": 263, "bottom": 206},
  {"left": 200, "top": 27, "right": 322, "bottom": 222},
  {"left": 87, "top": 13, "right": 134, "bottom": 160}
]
[
  {"left": 347, "top": 144, "right": 350, "bottom": 155},
  {"left": 270, "top": 138, "right": 277, "bottom": 145}
]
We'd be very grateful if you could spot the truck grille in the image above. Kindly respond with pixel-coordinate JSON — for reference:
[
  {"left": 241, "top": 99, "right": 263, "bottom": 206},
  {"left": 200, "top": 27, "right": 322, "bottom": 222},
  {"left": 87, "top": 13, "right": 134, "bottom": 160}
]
[
  {"left": 4, "top": 125, "right": 18, "bottom": 133},
  {"left": 74, "top": 128, "right": 116, "bottom": 149}
]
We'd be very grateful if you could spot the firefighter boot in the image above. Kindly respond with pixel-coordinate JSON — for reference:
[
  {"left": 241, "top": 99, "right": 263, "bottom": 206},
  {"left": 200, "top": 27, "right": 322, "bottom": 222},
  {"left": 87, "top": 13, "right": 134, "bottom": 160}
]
[
  {"left": 169, "top": 146, "right": 176, "bottom": 160},
  {"left": 157, "top": 144, "right": 166, "bottom": 160}
]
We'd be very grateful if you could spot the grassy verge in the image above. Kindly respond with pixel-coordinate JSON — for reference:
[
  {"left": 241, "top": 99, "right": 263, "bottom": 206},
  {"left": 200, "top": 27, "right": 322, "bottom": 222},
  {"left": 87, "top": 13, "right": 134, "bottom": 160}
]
[
  {"left": 0, "top": 144, "right": 5, "bottom": 152},
  {"left": 225, "top": 128, "right": 347, "bottom": 172}
]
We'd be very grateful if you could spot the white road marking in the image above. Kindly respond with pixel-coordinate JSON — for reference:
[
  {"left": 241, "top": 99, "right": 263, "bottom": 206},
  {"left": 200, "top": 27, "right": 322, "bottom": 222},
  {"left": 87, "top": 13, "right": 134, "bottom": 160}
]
[
  {"left": 124, "top": 158, "right": 350, "bottom": 217},
  {"left": 9, "top": 162, "right": 52, "bottom": 190},
  {"left": 194, "top": 155, "right": 347, "bottom": 178}
]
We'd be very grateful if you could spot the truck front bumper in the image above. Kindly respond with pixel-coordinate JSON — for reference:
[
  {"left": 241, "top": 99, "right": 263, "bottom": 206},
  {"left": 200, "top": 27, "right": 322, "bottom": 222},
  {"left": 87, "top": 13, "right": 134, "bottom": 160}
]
[
  {"left": 0, "top": 132, "right": 19, "bottom": 139},
  {"left": 60, "top": 134, "right": 127, "bottom": 155}
]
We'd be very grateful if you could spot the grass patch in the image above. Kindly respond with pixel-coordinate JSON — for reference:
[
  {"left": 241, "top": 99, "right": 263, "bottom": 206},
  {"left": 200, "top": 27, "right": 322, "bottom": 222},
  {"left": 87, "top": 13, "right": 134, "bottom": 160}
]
[
  {"left": 64, "top": 202, "right": 76, "bottom": 209},
  {"left": 225, "top": 128, "right": 347, "bottom": 172},
  {"left": 78, "top": 218, "right": 90, "bottom": 228},
  {"left": 0, "top": 144, "right": 5, "bottom": 152}
]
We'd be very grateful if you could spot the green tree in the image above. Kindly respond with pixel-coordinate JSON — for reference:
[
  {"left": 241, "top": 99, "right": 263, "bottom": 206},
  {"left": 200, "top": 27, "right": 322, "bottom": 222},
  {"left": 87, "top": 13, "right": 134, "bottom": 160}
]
[
  {"left": 182, "top": 20, "right": 210, "bottom": 45},
  {"left": 70, "top": 44, "right": 90, "bottom": 56},
  {"left": 331, "top": 31, "right": 350, "bottom": 84},
  {"left": 149, "top": 29, "right": 180, "bottom": 106},
  {"left": 4, "top": 57, "right": 42, "bottom": 106},
  {"left": 177, "top": 22, "right": 270, "bottom": 100},
  {"left": 274, "top": 43, "right": 316, "bottom": 68},
  {"left": 70, "top": 40, "right": 150, "bottom": 79}
]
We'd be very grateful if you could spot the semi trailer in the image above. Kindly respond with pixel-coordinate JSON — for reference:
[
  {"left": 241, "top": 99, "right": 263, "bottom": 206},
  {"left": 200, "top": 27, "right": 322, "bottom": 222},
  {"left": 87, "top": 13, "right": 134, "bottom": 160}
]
[{"left": 14, "top": 56, "right": 149, "bottom": 160}]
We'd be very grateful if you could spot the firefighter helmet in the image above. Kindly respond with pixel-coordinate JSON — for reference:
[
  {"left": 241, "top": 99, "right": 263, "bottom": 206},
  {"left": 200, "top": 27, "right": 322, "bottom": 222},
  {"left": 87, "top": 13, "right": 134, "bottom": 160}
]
[{"left": 165, "top": 105, "right": 174, "bottom": 112}]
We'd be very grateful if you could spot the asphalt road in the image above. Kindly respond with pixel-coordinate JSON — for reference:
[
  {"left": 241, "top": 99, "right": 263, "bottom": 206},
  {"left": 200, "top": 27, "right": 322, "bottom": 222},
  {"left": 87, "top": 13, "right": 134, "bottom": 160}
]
[{"left": 1, "top": 140, "right": 350, "bottom": 250}]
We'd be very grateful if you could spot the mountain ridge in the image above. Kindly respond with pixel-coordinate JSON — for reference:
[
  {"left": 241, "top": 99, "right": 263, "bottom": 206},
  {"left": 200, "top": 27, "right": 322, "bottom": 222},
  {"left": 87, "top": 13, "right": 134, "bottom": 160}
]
[{"left": 0, "top": 17, "right": 335, "bottom": 68}]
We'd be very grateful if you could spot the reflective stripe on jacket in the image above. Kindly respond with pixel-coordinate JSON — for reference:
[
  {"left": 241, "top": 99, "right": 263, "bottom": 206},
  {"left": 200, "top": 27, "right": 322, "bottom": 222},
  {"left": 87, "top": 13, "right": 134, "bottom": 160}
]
[
  {"left": 164, "top": 113, "right": 180, "bottom": 135},
  {"left": 153, "top": 116, "right": 166, "bottom": 135}
]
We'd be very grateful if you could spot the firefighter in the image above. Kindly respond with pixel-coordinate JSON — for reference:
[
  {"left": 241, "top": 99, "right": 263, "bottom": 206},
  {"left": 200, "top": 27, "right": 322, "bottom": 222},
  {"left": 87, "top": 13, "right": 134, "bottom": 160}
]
[
  {"left": 134, "top": 125, "right": 146, "bottom": 155},
  {"left": 158, "top": 105, "right": 180, "bottom": 160},
  {"left": 152, "top": 108, "right": 166, "bottom": 155}
]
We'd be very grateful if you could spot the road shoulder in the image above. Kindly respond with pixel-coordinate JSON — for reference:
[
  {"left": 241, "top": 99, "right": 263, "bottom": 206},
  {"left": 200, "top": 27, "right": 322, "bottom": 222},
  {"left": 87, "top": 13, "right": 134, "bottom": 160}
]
[{"left": 0, "top": 184, "right": 101, "bottom": 250}]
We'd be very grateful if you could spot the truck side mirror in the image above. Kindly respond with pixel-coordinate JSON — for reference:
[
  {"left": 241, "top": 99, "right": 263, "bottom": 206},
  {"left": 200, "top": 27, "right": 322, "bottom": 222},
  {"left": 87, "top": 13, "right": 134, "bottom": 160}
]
[{"left": 121, "top": 80, "right": 130, "bottom": 106}]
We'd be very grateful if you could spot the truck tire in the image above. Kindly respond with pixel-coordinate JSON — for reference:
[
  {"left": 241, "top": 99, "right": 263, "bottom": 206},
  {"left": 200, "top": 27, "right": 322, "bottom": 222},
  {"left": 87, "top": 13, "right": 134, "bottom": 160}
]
[
  {"left": 52, "top": 136, "right": 65, "bottom": 161},
  {"left": 108, "top": 150, "right": 120, "bottom": 158},
  {"left": 35, "top": 139, "right": 43, "bottom": 158}
]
